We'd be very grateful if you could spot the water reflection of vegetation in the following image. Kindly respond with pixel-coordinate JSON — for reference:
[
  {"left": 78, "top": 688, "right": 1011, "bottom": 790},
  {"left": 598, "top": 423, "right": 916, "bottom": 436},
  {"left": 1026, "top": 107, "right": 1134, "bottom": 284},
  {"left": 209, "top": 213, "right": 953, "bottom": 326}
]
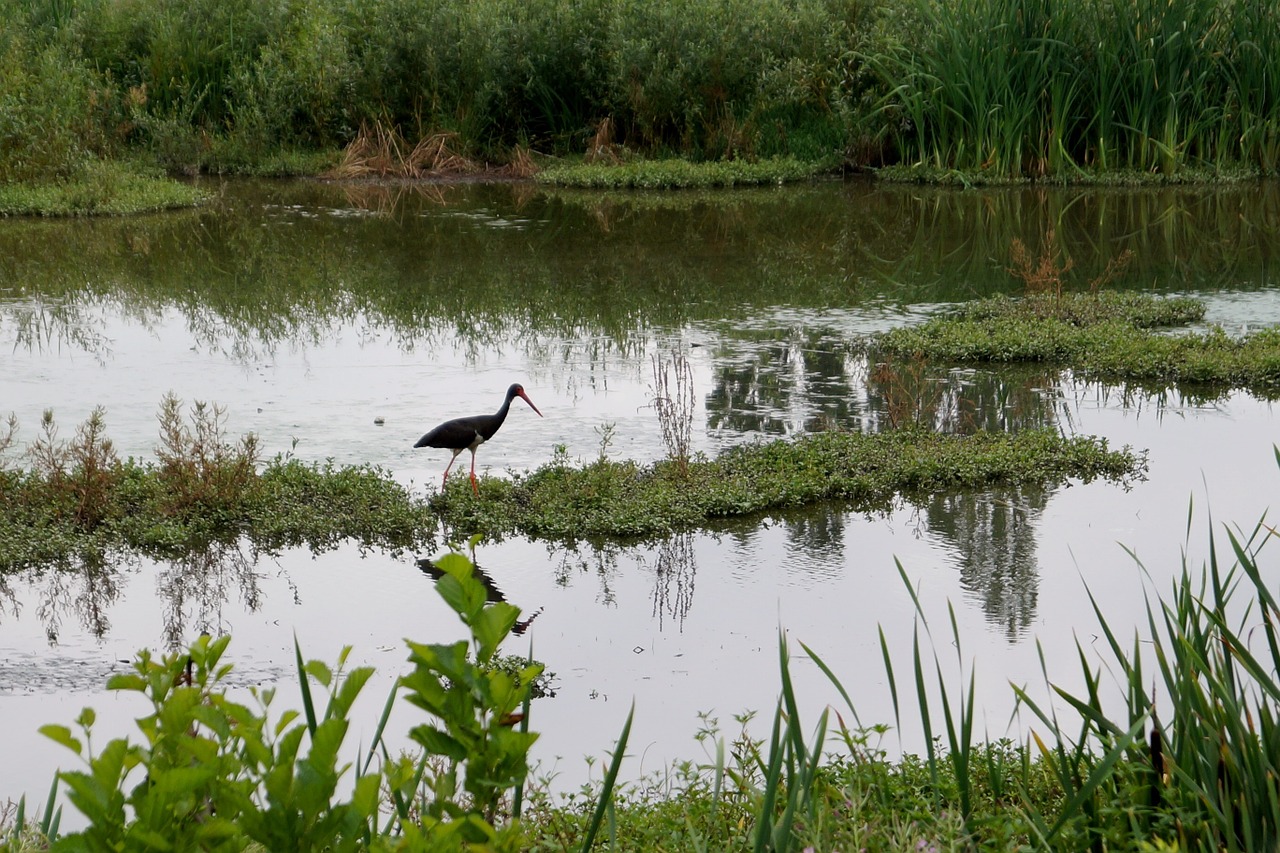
[
  {"left": 922, "top": 486, "right": 1045, "bottom": 640},
  {"left": 22, "top": 551, "right": 124, "bottom": 644},
  {"left": 1, "top": 182, "right": 1278, "bottom": 364},
  {"left": 648, "top": 532, "right": 695, "bottom": 632},
  {"left": 157, "top": 539, "right": 264, "bottom": 649},
  {"left": 705, "top": 331, "right": 1068, "bottom": 437}
]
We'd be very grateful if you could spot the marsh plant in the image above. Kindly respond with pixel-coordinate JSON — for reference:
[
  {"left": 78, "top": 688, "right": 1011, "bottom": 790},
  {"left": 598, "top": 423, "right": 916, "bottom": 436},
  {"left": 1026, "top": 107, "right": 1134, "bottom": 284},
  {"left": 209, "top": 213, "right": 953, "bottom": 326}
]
[
  {"left": 1006, "top": 229, "right": 1135, "bottom": 300},
  {"left": 155, "top": 392, "right": 260, "bottom": 517},
  {"left": 874, "top": 0, "right": 1280, "bottom": 177},
  {"left": 24, "top": 550, "right": 559, "bottom": 851},
  {"left": 16, "top": 407, "right": 122, "bottom": 531},
  {"left": 0, "top": 399, "right": 434, "bottom": 570},
  {"left": 651, "top": 348, "right": 696, "bottom": 477}
]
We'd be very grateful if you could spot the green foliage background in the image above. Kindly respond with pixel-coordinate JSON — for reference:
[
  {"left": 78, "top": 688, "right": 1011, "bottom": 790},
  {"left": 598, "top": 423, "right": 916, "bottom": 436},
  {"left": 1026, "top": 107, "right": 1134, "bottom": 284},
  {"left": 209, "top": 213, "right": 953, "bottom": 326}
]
[{"left": 5, "top": 0, "right": 1280, "bottom": 181}]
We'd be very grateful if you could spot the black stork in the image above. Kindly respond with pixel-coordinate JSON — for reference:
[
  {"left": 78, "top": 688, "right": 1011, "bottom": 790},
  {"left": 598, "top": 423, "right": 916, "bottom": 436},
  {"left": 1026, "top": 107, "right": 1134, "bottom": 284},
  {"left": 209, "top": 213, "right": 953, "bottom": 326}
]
[{"left": 414, "top": 383, "right": 543, "bottom": 494}]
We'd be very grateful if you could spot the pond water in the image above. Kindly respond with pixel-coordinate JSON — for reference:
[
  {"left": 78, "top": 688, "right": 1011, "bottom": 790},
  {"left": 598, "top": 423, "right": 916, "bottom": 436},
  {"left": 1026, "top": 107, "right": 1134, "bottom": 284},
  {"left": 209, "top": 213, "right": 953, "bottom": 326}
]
[{"left": 2, "top": 178, "right": 1280, "bottom": 818}]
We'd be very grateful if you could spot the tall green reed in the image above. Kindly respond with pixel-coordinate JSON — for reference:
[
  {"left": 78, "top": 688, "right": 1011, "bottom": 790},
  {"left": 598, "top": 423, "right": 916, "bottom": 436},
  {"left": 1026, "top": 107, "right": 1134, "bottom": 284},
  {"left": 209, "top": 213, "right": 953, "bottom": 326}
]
[
  {"left": 878, "top": 0, "right": 1280, "bottom": 178},
  {"left": 827, "top": 494, "right": 1280, "bottom": 850}
]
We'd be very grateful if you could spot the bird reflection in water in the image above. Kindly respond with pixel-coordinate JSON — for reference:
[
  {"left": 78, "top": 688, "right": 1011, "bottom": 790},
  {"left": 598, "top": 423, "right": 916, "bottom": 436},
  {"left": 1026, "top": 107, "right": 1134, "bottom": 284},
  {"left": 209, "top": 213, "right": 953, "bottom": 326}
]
[{"left": 416, "top": 555, "right": 544, "bottom": 634}]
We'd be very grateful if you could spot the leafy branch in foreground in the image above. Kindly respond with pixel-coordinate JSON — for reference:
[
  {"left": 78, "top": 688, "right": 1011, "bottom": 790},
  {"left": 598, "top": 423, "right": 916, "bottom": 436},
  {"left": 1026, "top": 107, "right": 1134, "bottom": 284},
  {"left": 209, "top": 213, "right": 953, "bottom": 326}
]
[{"left": 29, "top": 549, "right": 560, "bottom": 851}]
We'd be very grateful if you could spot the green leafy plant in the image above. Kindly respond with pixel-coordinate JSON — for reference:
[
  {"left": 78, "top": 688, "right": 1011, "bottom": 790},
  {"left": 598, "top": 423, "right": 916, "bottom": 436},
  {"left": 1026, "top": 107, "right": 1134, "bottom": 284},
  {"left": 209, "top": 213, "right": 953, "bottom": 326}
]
[
  {"left": 38, "top": 634, "right": 383, "bottom": 852},
  {"left": 393, "top": 550, "right": 545, "bottom": 850}
]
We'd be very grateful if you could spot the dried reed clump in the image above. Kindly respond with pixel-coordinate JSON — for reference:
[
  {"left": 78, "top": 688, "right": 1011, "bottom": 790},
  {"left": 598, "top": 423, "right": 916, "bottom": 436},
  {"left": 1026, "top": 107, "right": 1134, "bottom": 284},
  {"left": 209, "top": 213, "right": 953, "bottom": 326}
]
[
  {"left": 1007, "top": 229, "right": 1134, "bottom": 298},
  {"left": 327, "top": 121, "right": 478, "bottom": 179},
  {"left": 651, "top": 349, "right": 696, "bottom": 478},
  {"left": 1007, "top": 229, "right": 1074, "bottom": 297},
  {"left": 24, "top": 407, "right": 122, "bottom": 528},
  {"left": 585, "top": 117, "right": 623, "bottom": 165},
  {"left": 501, "top": 145, "right": 538, "bottom": 178},
  {"left": 156, "top": 393, "right": 259, "bottom": 516}
]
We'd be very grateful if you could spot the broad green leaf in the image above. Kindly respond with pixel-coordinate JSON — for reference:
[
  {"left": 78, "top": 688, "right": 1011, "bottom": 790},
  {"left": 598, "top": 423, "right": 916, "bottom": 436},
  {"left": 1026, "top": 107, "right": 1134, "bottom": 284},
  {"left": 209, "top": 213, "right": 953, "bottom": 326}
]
[{"left": 39, "top": 724, "right": 82, "bottom": 755}]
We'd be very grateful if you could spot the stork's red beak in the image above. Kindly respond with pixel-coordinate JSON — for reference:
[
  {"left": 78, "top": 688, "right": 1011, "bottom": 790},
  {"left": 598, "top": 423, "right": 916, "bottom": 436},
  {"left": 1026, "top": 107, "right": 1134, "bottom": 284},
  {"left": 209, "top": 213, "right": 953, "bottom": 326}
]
[{"left": 518, "top": 389, "right": 543, "bottom": 417}]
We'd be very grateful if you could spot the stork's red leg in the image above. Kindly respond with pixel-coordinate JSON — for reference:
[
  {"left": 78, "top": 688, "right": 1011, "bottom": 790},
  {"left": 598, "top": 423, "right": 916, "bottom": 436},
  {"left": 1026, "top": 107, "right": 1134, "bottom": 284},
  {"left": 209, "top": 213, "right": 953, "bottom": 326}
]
[
  {"left": 442, "top": 448, "right": 463, "bottom": 488},
  {"left": 469, "top": 449, "right": 480, "bottom": 495}
]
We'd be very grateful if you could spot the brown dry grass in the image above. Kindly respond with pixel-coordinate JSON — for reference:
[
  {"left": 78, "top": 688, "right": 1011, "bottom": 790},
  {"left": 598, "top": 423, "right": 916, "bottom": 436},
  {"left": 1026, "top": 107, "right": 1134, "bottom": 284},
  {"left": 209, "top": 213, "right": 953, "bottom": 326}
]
[
  {"left": 327, "top": 121, "right": 542, "bottom": 181},
  {"left": 327, "top": 122, "right": 479, "bottom": 179},
  {"left": 585, "top": 117, "right": 622, "bottom": 164},
  {"left": 1007, "top": 229, "right": 1134, "bottom": 297}
]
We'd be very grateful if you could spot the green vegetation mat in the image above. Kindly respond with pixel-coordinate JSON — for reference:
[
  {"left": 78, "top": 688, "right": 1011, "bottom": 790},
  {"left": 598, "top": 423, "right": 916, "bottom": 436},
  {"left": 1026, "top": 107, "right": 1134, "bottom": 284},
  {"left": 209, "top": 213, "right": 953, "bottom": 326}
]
[
  {"left": 0, "top": 403, "right": 1143, "bottom": 568},
  {"left": 876, "top": 293, "right": 1280, "bottom": 394},
  {"left": 0, "top": 163, "right": 206, "bottom": 216},
  {"left": 436, "top": 428, "right": 1143, "bottom": 542},
  {"left": 535, "top": 157, "right": 826, "bottom": 189}
]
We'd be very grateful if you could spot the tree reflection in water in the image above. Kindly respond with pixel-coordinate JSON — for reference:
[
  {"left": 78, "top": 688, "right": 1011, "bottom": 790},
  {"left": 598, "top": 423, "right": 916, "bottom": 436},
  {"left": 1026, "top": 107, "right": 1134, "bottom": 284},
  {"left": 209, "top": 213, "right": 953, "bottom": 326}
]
[
  {"left": 155, "top": 539, "right": 264, "bottom": 649},
  {"left": 706, "top": 329, "right": 864, "bottom": 436},
  {"left": 921, "top": 486, "right": 1047, "bottom": 640}
]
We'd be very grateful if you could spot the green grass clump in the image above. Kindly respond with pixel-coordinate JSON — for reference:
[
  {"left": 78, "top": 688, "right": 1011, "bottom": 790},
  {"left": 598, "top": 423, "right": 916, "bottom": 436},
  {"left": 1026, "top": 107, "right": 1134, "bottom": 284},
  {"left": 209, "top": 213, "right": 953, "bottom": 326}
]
[
  {"left": 953, "top": 292, "right": 1207, "bottom": 329},
  {"left": 876, "top": 294, "right": 1280, "bottom": 395},
  {"left": 536, "top": 157, "right": 825, "bottom": 189},
  {"left": 0, "top": 398, "right": 434, "bottom": 570},
  {"left": 435, "top": 428, "right": 1144, "bottom": 542},
  {"left": 0, "top": 161, "right": 206, "bottom": 216}
]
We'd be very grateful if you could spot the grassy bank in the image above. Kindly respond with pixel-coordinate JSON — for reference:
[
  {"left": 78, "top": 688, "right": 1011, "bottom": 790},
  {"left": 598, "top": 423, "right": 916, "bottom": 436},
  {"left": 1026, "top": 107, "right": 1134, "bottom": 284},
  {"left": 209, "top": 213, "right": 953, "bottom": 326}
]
[
  {"left": 6, "top": 498, "right": 1279, "bottom": 852},
  {"left": 0, "top": 162, "right": 206, "bottom": 217}
]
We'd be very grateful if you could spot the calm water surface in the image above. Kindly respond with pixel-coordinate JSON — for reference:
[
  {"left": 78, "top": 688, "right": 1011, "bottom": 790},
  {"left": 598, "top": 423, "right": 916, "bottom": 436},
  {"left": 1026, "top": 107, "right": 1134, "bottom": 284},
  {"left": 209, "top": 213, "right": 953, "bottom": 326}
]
[{"left": 2, "top": 178, "right": 1280, "bottom": 814}]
